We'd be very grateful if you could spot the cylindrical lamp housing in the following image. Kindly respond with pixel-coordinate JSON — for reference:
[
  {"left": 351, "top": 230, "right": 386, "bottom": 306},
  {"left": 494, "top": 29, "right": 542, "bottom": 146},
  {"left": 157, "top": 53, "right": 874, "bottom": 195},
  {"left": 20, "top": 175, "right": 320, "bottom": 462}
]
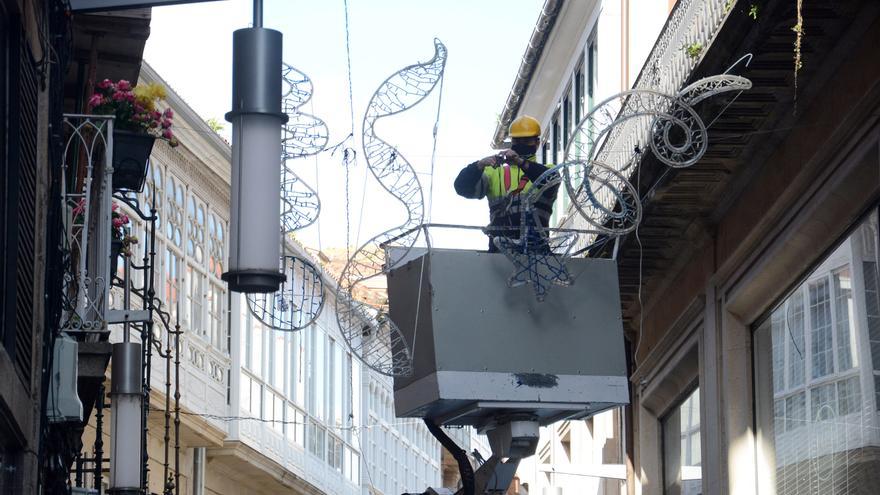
[
  {"left": 223, "top": 27, "right": 288, "bottom": 293},
  {"left": 109, "top": 342, "right": 143, "bottom": 493}
]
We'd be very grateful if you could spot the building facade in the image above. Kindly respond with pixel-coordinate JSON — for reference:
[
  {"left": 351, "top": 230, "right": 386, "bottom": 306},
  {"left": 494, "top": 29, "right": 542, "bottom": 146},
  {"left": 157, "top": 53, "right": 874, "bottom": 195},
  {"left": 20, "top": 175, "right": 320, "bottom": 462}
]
[{"left": 495, "top": 0, "right": 880, "bottom": 494}]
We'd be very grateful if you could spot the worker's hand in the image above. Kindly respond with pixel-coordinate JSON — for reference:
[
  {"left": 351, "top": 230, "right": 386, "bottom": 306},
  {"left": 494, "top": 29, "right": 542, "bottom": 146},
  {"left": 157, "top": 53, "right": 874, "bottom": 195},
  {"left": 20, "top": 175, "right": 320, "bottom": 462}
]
[
  {"left": 476, "top": 155, "right": 499, "bottom": 169},
  {"left": 498, "top": 149, "right": 526, "bottom": 167}
]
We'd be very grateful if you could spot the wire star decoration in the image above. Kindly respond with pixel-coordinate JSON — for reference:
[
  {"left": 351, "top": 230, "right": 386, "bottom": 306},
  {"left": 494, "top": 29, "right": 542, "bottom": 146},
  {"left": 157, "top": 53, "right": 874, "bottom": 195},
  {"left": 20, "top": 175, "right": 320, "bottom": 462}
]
[{"left": 493, "top": 230, "right": 576, "bottom": 302}]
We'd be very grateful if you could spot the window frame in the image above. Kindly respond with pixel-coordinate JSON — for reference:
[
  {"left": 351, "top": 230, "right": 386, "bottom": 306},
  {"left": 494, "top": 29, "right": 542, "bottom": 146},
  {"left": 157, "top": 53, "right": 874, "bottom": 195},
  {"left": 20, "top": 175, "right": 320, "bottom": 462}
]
[{"left": 660, "top": 383, "right": 702, "bottom": 495}]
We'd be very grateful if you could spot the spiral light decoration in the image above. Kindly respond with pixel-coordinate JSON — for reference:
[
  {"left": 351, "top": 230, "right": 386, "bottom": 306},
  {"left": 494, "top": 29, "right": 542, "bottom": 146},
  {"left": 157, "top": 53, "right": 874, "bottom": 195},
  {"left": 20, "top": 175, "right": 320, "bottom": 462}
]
[
  {"left": 335, "top": 39, "right": 447, "bottom": 377},
  {"left": 247, "top": 63, "right": 329, "bottom": 332}
]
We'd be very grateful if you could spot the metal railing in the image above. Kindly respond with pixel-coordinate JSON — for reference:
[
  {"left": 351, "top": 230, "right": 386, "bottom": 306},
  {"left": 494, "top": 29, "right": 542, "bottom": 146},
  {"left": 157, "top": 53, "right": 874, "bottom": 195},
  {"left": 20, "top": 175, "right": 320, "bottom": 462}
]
[
  {"left": 60, "top": 114, "right": 114, "bottom": 336},
  {"left": 561, "top": 0, "right": 732, "bottom": 232}
]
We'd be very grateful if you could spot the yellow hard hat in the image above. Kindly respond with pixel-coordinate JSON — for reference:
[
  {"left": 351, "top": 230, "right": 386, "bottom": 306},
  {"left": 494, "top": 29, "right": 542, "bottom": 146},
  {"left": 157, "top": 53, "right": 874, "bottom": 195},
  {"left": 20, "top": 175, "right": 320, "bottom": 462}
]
[{"left": 509, "top": 115, "right": 541, "bottom": 138}]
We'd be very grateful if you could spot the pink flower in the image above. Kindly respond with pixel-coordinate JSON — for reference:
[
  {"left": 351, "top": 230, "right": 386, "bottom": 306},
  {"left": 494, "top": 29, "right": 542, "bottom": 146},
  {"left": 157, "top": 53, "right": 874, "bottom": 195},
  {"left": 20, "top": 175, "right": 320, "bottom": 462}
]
[
  {"left": 163, "top": 108, "right": 174, "bottom": 119},
  {"left": 112, "top": 91, "right": 127, "bottom": 101},
  {"left": 111, "top": 203, "right": 119, "bottom": 211},
  {"left": 162, "top": 129, "right": 174, "bottom": 140},
  {"left": 161, "top": 119, "right": 172, "bottom": 129},
  {"left": 72, "top": 198, "right": 86, "bottom": 216},
  {"left": 87, "top": 94, "right": 103, "bottom": 109},
  {"left": 117, "top": 80, "right": 131, "bottom": 91},
  {"left": 151, "top": 111, "right": 161, "bottom": 120},
  {"left": 97, "top": 79, "right": 113, "bottom": 89},
  {"left": 112, "top": 217, "right": 125, "bottom": 228}
]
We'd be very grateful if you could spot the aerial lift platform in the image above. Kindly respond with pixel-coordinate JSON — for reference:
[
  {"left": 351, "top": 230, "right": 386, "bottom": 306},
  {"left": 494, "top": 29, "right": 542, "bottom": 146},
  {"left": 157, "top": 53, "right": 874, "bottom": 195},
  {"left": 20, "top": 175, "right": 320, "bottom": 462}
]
[{"left": 385, "top": 244, "right": 629, "bottom": 495}]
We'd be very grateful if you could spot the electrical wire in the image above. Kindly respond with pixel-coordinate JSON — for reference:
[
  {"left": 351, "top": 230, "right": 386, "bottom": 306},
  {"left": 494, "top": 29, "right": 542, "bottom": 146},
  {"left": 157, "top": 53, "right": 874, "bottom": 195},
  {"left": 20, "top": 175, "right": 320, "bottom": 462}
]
[{"left": 149, "top": 406, "right": 425, "bottom": 432}]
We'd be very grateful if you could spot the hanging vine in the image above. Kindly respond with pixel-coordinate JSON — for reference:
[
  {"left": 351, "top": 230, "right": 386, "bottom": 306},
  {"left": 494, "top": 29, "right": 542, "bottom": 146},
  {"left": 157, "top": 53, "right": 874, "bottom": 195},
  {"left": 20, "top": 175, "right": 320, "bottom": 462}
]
[{"left": 792, "top": 0, "right": 804, "bottom": 112}]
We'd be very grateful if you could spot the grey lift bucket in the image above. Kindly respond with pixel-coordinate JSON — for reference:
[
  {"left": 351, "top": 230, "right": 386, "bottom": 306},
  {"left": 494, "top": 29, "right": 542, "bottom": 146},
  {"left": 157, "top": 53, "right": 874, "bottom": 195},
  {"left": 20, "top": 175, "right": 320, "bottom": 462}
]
[{"left": 387, "top": 248, "right": 629, "bottom": 428}]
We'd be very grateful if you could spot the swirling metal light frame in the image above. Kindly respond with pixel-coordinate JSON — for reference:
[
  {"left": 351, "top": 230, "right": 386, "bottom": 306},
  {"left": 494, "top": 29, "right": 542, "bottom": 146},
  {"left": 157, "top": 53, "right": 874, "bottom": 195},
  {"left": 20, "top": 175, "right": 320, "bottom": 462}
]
[
  {"left": 247, "top": 63, "right": 329, "bottom": 332},
  {"left": 493, "top": 74, "right": 752, "bottom": 300},
  {"left": 335, "top": 39, "right": 448, "bottom": 377}
]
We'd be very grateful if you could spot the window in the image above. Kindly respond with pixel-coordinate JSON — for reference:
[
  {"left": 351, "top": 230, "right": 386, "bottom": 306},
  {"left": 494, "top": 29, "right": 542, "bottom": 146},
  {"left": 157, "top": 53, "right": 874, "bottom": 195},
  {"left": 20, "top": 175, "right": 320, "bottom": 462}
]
[
  {"left": 756, "top": 211, "right": 880, "bottom": 494},
  {"left": 187, "top": 194, "right": 206, "bottom": 264},
  {"left": 185, "top": 265, "right": 203, "bottom": 334},
  {"left": 207, "top": 282, "right": 225, "bottom": 351},
  {"left": 208, "top": 213, "right": 225, "bottom": 278},
  {"left": 587, "top": 33, "right": 598, "bottom": 106},
  {"left": 575, "top": 62, "right": 585, "bottom": 126},
  {"left": 562, "top": 91, "right": 572, "bottom": 149},
  {"left": 164, "top": 248, "right": 180, "bottom": 320},
  {"left": 553, "top": 110, "right": 562, "bottom": 165},
  {"left": 662, "top": 387, "right": 701, "bottom": 495},
  {"left": 165, "top": 175, "right": 183, "bottom": 248}
]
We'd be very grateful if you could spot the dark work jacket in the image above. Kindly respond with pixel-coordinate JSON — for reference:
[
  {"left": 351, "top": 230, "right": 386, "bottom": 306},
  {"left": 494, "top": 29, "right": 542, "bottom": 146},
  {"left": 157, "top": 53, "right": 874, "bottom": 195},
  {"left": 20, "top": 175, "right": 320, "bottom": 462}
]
[{"left": 454, "top": 155, "right": 558, "bottom": 251}]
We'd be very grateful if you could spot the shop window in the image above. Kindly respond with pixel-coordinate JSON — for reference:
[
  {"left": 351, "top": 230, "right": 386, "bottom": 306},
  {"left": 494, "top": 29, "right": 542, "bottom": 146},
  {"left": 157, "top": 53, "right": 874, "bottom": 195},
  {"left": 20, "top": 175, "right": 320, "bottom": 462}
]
[
  {"left": 662, "top": 386, "right": 702, "bottom": 495},
  {"left": 755, "top": 211, "right": 880, "bottom": 493}
]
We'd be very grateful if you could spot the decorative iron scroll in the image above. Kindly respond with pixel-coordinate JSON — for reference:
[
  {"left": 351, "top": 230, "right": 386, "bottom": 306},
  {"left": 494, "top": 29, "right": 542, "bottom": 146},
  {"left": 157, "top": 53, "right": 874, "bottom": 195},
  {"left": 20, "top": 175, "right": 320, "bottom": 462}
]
[
  {"left": 336, "top": 39, "right": 447, "bottom": 377},
  {"left": 497, "top": 74, "right": 752, "bottom": 300},
  {"left": 247, "top": 64, "right": 327, "bottom": 332}
]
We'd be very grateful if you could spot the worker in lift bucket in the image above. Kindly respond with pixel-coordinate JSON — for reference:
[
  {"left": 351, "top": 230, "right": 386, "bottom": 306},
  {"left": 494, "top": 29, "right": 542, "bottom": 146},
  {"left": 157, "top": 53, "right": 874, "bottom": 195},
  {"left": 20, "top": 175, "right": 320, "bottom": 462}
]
[{"left": 454, "top": 115, "right": 559, "bottom": 252}]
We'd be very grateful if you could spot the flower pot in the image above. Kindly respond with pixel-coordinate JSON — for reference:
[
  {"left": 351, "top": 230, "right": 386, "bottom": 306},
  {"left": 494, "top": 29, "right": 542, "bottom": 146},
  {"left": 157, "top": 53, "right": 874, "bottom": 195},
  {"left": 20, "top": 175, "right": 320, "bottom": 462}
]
[
  {"left": 112, "top": 129, "right": 156, "bottom": 192},
  {"left": 110, "top": 239, "right": 123, "bottom": 280}
]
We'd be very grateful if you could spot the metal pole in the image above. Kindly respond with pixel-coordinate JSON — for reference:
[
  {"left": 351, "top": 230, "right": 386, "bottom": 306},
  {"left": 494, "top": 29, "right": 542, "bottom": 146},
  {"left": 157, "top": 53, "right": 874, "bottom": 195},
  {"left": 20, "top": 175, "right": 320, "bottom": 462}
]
[
  {"left": 253, "top": 0, "right": 262, "bottom": 27},
  {"left": 174, "top": 323, "right": 181, "bottom": 495},
  {"left": 123, "top": 257, "right": 131, "bottom": 342},
  {"left": 94, "top": 384, "right": 104, "bottom": 493}
]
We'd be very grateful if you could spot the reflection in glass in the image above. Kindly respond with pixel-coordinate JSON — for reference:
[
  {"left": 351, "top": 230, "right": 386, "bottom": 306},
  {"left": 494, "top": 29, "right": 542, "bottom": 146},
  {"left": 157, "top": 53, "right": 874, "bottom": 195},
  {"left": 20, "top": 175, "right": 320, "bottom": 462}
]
[{"left": 756, "top": 211, "right": 880, "bottom": 494}]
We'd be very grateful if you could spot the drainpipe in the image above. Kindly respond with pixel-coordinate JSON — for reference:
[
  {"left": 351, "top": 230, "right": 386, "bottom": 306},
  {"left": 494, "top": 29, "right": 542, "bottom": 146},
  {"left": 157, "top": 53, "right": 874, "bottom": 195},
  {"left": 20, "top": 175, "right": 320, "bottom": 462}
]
[
  {"left": 192, "top": 448, "right": 206, "bottom": 495},
  {"left": 491, "top": 0, "right": 564, "bottom": 148}
]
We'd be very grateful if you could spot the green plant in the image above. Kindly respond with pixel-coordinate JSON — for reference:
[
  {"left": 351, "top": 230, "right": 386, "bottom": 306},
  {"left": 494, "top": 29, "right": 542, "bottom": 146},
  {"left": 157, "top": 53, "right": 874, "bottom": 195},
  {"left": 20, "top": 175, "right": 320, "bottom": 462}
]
[
  {"left": 206, "top": 117, "right": 225, "bottom": 133},
  {"left": 683, "top": 42, "right": 703, "bottom": 59},
  {"left": 748, "top": 4, "right": 759, "bottom": 20},
  {"left": 724, "top": 0, "right": 735, "bottom": 14}
]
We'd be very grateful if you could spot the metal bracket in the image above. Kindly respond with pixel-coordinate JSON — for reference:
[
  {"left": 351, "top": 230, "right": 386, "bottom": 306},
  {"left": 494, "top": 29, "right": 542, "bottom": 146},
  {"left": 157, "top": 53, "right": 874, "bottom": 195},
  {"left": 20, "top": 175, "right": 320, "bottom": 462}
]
[{"left": 105, "top": 309, "right": 151, "bottom": 324}]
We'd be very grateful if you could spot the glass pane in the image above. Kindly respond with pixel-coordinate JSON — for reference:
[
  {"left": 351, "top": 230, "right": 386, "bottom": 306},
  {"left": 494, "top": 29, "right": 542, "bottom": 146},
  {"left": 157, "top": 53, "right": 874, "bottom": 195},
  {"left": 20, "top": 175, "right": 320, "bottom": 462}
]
[
  {"left": 756, "top": 212, "right": 880, "bottom": 494},
  {"left": 240, "top": 373, "right": 251, "bottom": 414},
  {"left": 836, "top": 375, "right": 861, "bottom": 416},
  {"left": 784, "top": 392, "right": 805, "bottom": 432},
  {"left": 833, "top": 267, "right": 856, "bottom": 370},
  {"left": 771, "top": 310, "right": 785, "bottom": 393},
  {"left": 662, "top": 387, "right": 701, "bottom": 495},
  {"left": 810, "top": 279, "right": 833, "bottom": 379},
  {"left": 787, "top": 291, "right": 806, "bottom": 387}
]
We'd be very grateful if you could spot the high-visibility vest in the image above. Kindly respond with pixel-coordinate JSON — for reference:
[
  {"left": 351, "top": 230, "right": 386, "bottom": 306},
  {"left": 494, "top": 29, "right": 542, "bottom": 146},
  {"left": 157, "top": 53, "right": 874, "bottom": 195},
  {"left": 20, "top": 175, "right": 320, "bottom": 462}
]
[{"left": 485, "top": 165, "right": 532, "bottom": 199}]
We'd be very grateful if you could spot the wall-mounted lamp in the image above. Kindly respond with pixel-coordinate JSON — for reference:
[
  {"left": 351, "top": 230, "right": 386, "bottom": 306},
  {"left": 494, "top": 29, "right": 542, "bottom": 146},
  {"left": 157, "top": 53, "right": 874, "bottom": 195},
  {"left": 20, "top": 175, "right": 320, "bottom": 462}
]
[{"left": 222, "top": 0, "right": 287, "bottom": 293}]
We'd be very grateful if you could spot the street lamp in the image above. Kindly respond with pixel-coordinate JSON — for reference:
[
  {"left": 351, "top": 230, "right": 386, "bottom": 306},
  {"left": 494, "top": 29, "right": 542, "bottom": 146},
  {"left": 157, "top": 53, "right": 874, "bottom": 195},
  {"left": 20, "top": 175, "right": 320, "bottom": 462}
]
[
  {"left": 222, "top": 0, "right": 288, "bottom": 293},
  {"left": 108, "top": 342, "right": 142, "bottom": 494}
]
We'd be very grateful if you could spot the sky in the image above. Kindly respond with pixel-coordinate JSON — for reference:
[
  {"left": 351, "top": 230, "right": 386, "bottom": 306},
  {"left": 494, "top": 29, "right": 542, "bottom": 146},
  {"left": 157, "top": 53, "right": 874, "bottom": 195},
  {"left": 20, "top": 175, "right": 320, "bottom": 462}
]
[{"left": 144, "top": 0, "right": 545, "bottom": 252}]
